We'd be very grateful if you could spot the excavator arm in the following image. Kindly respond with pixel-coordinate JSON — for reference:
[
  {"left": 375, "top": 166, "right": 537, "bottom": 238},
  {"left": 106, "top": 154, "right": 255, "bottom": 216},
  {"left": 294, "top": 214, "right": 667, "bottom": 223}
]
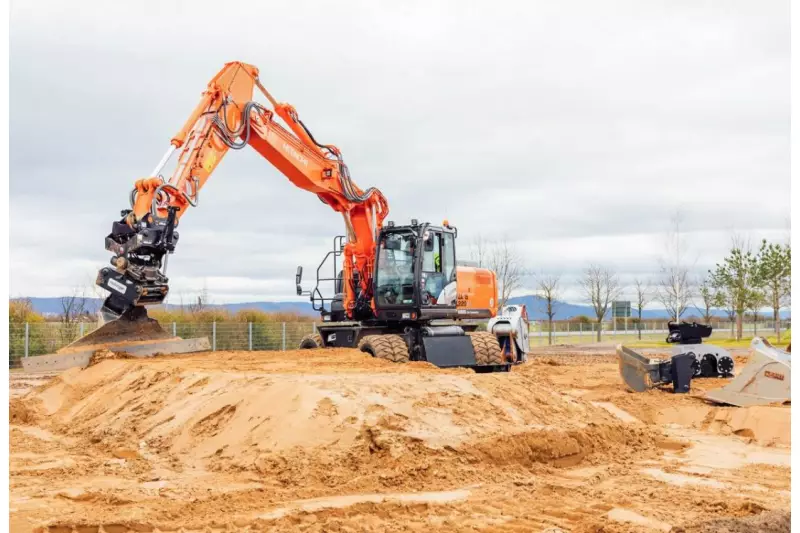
[{"left": 98, "top": 61, "right": 388, "bottom": 322}]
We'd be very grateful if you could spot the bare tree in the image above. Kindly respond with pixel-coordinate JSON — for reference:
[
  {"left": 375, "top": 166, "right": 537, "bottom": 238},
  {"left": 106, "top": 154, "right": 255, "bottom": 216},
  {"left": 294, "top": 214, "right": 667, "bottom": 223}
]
[
  {"left": 537, "top": 274, "right": 561, "bottom": 345},
  {"left": 188, "top": 285, "right": 210, "bottom": 315},
  {"left": 657, "top": 211, "right": 694, "bottom": 322},
  {"left": 632, "top": 278, "right": 651, "bottom": 340},
  {"left": 471, "top": 234, "right": 488, "bottom": 268},
  {"left": 60, "top": 286, "right": 91, "bottom": 343},
  {"left": 581, "top": 265, "right": 621, "bottom": 342},
  {"left": 485, "top": 237, "right": 527, "bottom": 308}
]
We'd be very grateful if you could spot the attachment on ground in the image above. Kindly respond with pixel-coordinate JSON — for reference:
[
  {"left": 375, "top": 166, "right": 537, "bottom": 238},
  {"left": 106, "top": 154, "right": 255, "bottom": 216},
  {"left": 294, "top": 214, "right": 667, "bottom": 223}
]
[
  {"left": 705, "top": 337, "right": 791, "bottom": 407},
  {"left": 616, "top": 345, "right": 694, "bottom": 393}
]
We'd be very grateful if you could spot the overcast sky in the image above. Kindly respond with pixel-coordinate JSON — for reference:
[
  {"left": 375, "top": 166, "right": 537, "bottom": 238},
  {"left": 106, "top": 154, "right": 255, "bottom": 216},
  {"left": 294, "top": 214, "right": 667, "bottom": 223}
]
[{"left": 10, "top": 0, "right": 790, "bottom": 307}]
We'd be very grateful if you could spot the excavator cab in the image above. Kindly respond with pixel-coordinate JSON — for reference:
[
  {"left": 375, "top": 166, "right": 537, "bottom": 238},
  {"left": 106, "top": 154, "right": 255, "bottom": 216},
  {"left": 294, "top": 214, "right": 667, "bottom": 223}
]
[{"left": 299, "top": 220, "right": 508, "bottom": 371}]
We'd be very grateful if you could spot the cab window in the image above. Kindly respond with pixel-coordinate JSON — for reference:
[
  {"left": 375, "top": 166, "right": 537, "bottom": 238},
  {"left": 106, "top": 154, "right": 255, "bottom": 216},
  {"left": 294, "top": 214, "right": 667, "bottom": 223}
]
[
  {"left": 442, "top": 232, "right": 455, "bottom": 282},
  {"left": 422, "top": 232, "right": 441, "bottom": 272}
]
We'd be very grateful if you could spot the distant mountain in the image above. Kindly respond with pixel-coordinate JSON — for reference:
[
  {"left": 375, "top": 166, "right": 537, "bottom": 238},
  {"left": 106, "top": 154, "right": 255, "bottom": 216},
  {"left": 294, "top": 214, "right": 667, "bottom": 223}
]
[
  {"left": 16, "top": 297, "right": 316, "bottom": 317},
  {"left": 14, "top": 295, "right": 789, "bottom": 320},
  {"left": 22, "top": 297, "right": 105, "bottom": 315},
  {"left": 505, "top": 294, "right": 790, "bottom": 321},
  {"left": 211, "top": 301, "right": 316, "bottom": 315}
]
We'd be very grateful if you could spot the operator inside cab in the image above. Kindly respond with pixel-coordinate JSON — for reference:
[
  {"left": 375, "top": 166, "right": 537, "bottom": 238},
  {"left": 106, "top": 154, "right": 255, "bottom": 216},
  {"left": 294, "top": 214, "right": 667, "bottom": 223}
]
[{"left": 422, "top": 230, "right": 455, "bottom": 306}]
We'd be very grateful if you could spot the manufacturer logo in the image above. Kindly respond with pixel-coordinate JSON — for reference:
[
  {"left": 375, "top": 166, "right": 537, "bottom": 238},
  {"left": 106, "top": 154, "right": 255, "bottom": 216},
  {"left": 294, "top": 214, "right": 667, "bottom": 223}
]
[
  {"left": 765, "top": 370, "right": 785, "bottom": 381},
  {"left": 283, "top": 143, "right": 309, "bottom": 167},
  {"left": 107, "top": 278, "right": 127, "bottom": 294}
]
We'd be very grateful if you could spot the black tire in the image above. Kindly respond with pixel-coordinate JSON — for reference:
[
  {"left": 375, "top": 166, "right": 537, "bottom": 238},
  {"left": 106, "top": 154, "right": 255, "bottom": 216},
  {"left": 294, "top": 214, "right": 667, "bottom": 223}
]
[
  {"left": 469, "top": 331, "right": 504, "bottom": 366},
  {"left": 357, "top": 334, "right": 409, "bottom": 363},
  {"left": 700, "top": 353, "right": 718, "bottom": 377},
  {"left": 717, "top": 355, "right": 734, "bottom": 377},
  {"left": 298, "top": 333, "right": 323, "bottom": 349}
]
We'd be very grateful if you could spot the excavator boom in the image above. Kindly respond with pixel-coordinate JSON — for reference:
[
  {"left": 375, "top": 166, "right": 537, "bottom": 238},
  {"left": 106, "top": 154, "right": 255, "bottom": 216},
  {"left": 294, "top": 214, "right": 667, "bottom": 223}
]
[
  {"left": 78, "top": 61, "right": 507, "bottom": 373},
  {"left": 96, "top": 62, "right": 387, "bottom": 329}
]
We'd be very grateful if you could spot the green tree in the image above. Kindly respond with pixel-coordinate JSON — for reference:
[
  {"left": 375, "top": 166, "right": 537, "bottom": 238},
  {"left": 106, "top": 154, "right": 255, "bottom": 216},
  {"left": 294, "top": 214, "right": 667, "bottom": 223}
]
[
  {"left": 695, "top": 278, "right": 717, "bottom": 325},
  {"left": 747, "top": 288, "right": 766, "bottom": 336},
  {"left": 709, "top": 238, "right": 759, "bottom": 341},
  {"left": 712, "top": 288, "right": 736, "bottom": 338},
  {"left": 755, "top": 240, "right": 791, "bottom": 342}
]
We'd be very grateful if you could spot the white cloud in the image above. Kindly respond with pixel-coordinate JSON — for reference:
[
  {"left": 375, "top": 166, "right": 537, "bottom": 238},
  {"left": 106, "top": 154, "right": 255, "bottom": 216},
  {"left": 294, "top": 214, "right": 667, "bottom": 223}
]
[{"left": 10, "top": 0, "right": 789, "bottom": 306}]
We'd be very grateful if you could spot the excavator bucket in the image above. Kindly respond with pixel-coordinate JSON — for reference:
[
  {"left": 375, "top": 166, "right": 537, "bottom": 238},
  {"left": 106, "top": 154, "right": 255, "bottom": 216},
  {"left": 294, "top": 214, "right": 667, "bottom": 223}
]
[
  {"left": 63, "top": 305, "right": 173, "bottom": 350},
  {"left": 705, "top": 337, "right": 791, "bottom": 407},
  {"left": 617, "top": 345, "right": 663, "bottom": 392},
  {"left": 21, "top": 303, "right": 211, "bottom": 373}
]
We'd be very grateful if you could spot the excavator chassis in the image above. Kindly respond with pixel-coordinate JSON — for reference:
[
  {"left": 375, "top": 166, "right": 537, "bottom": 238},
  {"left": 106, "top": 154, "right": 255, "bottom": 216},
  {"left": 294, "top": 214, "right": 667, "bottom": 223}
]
[{"left": 303, "top": 321, "right": 512, "bottom": 372}]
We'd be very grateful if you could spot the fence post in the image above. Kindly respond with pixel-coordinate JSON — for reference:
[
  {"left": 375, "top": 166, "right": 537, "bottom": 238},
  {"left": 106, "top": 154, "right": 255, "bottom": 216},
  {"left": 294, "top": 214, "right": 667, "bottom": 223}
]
[
  {"left": 79, "top": 322, "right": 85, "bottom": 338},
  {"left": 312, "top": 322, "right": 317, "bottom": 334},
  {"left": 172, "top": 322, "right": 177, "bottom": 337},
  {"left": 248, "top": 322, "right": 253, "bottom": 351},
  {"left": 282, "top": 322, "right": 286, "bottom": 351},
  {"left": 580, "top": 322, "right": 582, "bottom": 338},
  {"left": 212, "top": 321, "right": 216, "bottom": 351},
  {"left": 24, "top": 322, "right": 29, "bottom": 358}
]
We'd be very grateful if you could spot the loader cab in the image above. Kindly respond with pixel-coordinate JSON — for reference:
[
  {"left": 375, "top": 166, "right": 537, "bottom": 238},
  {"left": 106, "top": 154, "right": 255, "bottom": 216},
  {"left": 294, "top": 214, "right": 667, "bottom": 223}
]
[{"left": 373, "top": 220, "right": 458, "bottom": 322}]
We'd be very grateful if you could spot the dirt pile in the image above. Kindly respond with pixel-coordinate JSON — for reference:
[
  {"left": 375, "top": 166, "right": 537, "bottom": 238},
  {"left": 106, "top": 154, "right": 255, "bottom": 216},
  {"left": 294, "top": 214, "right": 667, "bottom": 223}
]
[
  {"left": 9, "top": 398, "right": 40, "bottom": 424},
  {"left": 528, "top": 353, "right": 791, "bottom": 446},
  {"left": 11, "top": 346, "right": 790, "bottom": 532},
  {"left": 25, "top": 348, "right": 660, "bottom": 491},
  {"left": 57, "top": 314, "right": 173, "bottom": 353},
  {"left": 87, "top": 348, "right": 132, "bottom": 366}
]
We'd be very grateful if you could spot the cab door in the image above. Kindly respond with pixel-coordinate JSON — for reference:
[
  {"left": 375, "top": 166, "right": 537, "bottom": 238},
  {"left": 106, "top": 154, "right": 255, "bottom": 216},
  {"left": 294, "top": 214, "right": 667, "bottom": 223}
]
[{"left": 420, "top": 229, "right": 456, "bottom": 308}]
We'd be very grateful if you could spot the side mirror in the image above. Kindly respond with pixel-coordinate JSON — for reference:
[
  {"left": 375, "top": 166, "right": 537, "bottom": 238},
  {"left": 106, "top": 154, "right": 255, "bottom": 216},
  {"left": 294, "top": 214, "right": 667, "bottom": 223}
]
[{"left": 296, "top": 266, "right": 303, "bottom": 296}]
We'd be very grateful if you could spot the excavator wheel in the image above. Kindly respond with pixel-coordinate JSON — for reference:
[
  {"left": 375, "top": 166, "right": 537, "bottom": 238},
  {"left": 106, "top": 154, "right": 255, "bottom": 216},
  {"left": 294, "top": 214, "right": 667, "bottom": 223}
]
[
  {"left": 358, "top": 334, "right": 409, "bottom": 363},
  {"left": 469, "top": 331, "right": 504, "bottom": 366},
  {"left": 298, "top": 333, "right": 323, "bottom": 349}
]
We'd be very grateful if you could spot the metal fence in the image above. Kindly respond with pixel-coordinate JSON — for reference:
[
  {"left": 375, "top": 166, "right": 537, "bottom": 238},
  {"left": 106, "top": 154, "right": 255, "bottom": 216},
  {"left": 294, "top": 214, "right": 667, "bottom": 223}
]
[
  {"left": 8, "top": 319, "right": 789, "bottom": 368},
  {"left": 528, "top": 320, "right": 789, "bottom": 346},
  {"left": 9, "top": 321, "right": 318, "bottom": 369}
]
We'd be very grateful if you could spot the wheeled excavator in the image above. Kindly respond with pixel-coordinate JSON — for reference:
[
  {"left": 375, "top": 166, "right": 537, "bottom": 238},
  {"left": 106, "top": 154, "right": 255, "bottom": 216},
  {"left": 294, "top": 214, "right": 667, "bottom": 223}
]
[{"left": 85, "top": 61, "right": 521, "bottom": 371}]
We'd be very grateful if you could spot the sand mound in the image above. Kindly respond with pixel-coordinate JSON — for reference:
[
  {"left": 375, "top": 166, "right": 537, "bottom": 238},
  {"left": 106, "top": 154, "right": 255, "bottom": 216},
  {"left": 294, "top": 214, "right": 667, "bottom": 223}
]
[
  {"left": 11, "top": 347, "right": 790, "bottom": 532},
  {"left": 656, "top": 404, "right": 790, "bottom": 446},
  {"left": 24, "top": 348, "right": 660, "bottom": 491},
  {"left": 57, "top": 315, "right": 173, "bottom": 353},
  {"left": 87, "top": 348, "right": 132, "bottom": 366},
  {"left": 9, "top": 398, "right": 40, "bottom": 424}
]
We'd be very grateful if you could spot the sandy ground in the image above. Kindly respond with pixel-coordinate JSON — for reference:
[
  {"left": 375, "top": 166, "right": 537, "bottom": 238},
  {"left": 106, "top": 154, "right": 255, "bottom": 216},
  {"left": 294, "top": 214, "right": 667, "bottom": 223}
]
[{"left": 9, "top": 345, "right": 790, "bottom": 532}]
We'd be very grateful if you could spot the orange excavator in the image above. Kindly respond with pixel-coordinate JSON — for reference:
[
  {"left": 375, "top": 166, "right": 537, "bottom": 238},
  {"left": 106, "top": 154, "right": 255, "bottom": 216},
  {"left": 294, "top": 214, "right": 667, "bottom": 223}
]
[{"left": 92, "top": 61, "right": 517, "bottom": 370}]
